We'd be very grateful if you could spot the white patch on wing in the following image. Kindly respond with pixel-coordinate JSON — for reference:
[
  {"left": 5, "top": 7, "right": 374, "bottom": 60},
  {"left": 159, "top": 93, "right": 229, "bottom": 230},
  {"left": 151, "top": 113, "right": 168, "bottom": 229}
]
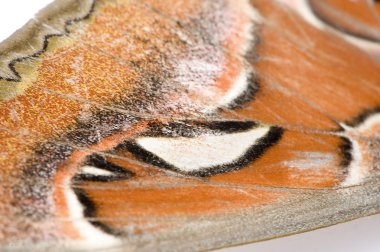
[
  {"left": 170, "top": 0, "right": 261, "bottom": 114},
  {"left": 79, "top": 165, "right": 114, "bottom": 176},
  {"left": 64, "top": 187, "right": 121, "bottom": 249},
  {"left": 356, "top": 113, "right": 380, "bottom": 135},
  {"left": 341, "top": 138, "right": 364, "bottom": 187},
  {"left": 175, "top": 58, "right": 221, "bottom": 91},
  {"left": 135, "top": 126, "right": 270, "bottom": 173},
  {"left": 338, "top": 112, "right": 380, "bottom": 186},
  {"left": 218, "top": 66, "right": 252, "bottom": 108},
  {"left": 282, "top": 151, "right": 336, "bottom": 170},
  {"left": 175, "top": 58, "right": 252, "bottom": 114},
  {"left": 174, "top": 57, "right": 223, "bottom": 113}
]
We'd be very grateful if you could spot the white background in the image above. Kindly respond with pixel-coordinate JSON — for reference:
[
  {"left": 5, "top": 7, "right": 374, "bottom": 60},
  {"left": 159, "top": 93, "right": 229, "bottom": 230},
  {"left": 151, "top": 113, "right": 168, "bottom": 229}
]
[
  {"left": 0, "top": 0, "right": 54, "bottom": 42},
  {"left": 0, "top": 1, "right": 379, "bottom": 252}
]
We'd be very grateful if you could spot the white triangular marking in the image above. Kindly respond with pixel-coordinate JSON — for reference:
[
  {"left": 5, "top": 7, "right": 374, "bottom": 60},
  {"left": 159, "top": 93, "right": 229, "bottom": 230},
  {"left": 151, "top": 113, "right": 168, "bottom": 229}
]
[
  {"left": 79, "top": 165, "right": 114, "bottom": 176},
  {"left": 136, "top": 126, "right": 270, "bottom": 172}
]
